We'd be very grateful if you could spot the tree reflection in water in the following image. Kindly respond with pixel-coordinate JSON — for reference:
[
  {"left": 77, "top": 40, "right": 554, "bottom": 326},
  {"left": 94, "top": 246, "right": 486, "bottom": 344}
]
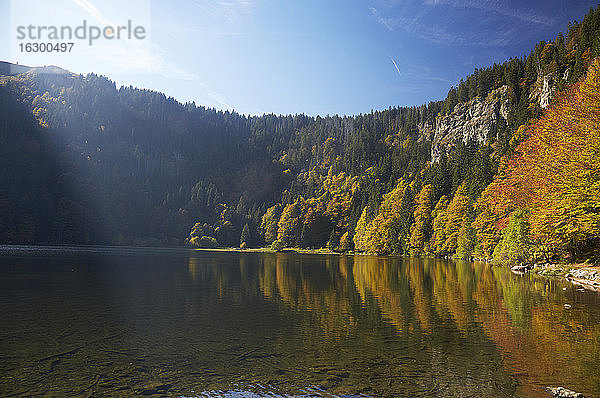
[
  {"left": 188, "top": 253, "right": 600, "bottom": 397},
  {"left": 1, "top": 251, "right": 598, "bottom": 397}
]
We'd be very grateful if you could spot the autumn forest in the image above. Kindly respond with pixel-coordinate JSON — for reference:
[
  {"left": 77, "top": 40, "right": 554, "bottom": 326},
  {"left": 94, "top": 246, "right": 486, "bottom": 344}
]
[{"left": 1, "top": 7, "right": 599, "bottom": 265}]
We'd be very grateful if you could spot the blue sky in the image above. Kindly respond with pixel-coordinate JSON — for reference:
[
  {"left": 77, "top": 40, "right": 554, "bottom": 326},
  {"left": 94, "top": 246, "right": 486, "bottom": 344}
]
[{"left": 1, "top": 0, "right": 597, "bottom": 115}]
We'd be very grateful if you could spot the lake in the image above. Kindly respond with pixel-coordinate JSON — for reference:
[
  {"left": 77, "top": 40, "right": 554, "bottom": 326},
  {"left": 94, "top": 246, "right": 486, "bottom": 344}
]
[{"left": 0, "top": 247, "right": 599, "bottom": 397}]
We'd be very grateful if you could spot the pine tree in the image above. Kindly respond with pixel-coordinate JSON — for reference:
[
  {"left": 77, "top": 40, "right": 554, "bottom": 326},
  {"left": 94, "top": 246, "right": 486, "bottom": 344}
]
[{"left": 240, "top": 223, "right": 251, "bottom": 248}]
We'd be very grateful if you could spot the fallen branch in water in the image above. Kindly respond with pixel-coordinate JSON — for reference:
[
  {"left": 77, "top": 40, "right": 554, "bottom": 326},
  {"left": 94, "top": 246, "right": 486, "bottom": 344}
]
[
  {"left": 36, "top": 333, "right": 122, "bottom": 363},
  {"left": 78, "top": 374, "right": 101, "bottom": 395}
]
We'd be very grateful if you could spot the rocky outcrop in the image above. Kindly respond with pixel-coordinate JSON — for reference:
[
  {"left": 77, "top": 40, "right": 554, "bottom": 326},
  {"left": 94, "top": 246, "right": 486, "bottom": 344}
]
[
  {"left": 417, "top": 119, "right": 435, "bottom": 142},
  {"left": 424, "top": 68, "right": 575, "bottom": 163},
  {"left": 525, "top": 263, "right": 600, "bottom": 292},
  {"left": 540, "top": 74, "right": 555, "bottom": 108},
  {"left": 427, "top": 85, "right": 514, "bottom": 162},
  {"left": 530, "top": 72, "right": 556, "bottom": 109},
  {"left": 529, "top": 69, "right": 571, "bottom": 109}
]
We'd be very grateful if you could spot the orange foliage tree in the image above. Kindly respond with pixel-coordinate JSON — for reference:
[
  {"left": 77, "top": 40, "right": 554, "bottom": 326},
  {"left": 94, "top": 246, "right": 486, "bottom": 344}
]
[{"left": 482, "top": 59, "right": 600, "bottom": 260}]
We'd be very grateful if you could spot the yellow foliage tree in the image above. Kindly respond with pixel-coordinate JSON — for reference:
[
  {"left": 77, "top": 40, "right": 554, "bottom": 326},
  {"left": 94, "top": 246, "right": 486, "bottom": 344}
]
[
  {"left": 277, "top": 198, "right": 306, "bottom": 247},
  {"left": 429, "top": 195, "right": 449, "bottom": 255},
  {"left": 353, "top": 207, "right": 374, "bottom": 252},
  {"left": 261, "top": 204, "right": 282, "bottom": 245},
  {"left": 443, "top": 184, "right": 472, "bottom": 255},
  {"left": 364, "top": 180, "right": 408, "bottom": 255},
  {"left": 472, "top": 190, "right": 502, "bottom": 257},
  {"left": 409, "top": 184, "right": 433, "bottom": 255}
]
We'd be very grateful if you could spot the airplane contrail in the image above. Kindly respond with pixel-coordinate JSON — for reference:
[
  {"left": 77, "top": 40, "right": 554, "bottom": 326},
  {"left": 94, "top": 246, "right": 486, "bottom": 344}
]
[
  {"left": 71, "top": 0, "right": 111, "bottom": 25},
  {"left": 390, "top": 58, "right": 401, "bottom": 76}
]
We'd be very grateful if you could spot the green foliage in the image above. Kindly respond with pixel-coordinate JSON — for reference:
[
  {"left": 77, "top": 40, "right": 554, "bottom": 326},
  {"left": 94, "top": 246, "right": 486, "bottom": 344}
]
[
  {"left": 277, "top": 198, "right": 306, "bottom": 247},
  {"left": 353, "top": 207, "right": 374, "bottom": 252},
  {"left": 261, "top": 204, "right": 282, "bottom": 245},
  {"left": 190, "top": 235, "right": 219, "bottom": 248},
  {"left": 443, "top": 185, "right": 472, "bottom": 254},
  {"left": 327, "top": 228, "right": 338, "bottom": 251},
  {"left": 492, "top": 209, "right": 533, "bottom": 264},
  {"left": 456, "top": 223, "right": 476, "bottom": 259},
  {"left": 358, "top": 180, "right": 411, "bottom": 255},
  {"left": 270, "top": 239, "right": 285, "bottom": 251},
  {"left": 429, "top": 196, "right": 450, "bottom": 255},
  {"left": 339, "top": 231, "right": 352, "bottom": 252},
  {"left": 472, "top": 192, "right": 501, "bottom": 257}
]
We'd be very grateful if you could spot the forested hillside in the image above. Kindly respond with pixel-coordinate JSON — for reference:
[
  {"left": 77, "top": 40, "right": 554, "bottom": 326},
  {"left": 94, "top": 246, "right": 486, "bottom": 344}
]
[{"left": 1, "top": 7, "right": 599, "bottom": 264}]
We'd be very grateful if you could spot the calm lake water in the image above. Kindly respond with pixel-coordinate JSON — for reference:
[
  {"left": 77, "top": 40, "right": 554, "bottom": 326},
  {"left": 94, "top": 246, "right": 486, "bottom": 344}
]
[{"left": 1, "top": 247, "right": 599, "bottom": 397}]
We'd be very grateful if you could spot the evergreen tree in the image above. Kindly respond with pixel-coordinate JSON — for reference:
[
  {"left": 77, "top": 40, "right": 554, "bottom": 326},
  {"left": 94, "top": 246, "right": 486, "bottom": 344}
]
[{"left": 240, "top": 223, "right": 251, "bottom": 248}]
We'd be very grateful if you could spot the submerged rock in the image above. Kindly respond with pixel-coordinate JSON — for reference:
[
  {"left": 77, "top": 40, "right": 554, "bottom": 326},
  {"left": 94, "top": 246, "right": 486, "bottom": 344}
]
[
  {"left": 135, "top": 382, "right": 173, "bottom": 396},
  {"left": 565, "top": 268, "right": 600, "bottom": 292},
  {"left": 511, "top": 264, "right": 532, "bottom": 274},
  {"left": 568, "top": 269, "right": 600, "bottom": 281},
  {"left": 546, "top": 386, "right": 585, "bottom": 398}
]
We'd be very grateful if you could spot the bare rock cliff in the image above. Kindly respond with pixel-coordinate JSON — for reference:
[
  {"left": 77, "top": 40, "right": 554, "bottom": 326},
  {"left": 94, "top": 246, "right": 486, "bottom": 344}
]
[
  {"left": 529, "top": 72, "right": 556, "bottom": 109},
  {"left": 426, "top": 85, "right": 514, "bottom": 162}
]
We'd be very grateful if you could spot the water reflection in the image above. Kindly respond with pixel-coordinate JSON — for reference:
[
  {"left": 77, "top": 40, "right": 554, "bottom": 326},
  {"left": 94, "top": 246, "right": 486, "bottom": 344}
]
[
  {"left": 206, "top": 254, "right": 600, "bottom": 397},
  {"left": 0, "top": 250, "right": 599, "bottom": 397}
]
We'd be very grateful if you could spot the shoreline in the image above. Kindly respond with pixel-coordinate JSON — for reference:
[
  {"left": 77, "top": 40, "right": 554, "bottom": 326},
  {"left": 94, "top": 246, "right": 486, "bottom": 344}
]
[
  {"left": 510, "top": 262, "right": 600, "bottom": 292},
  {"left": 196, "top": 247, "right": 600, "bottom": 292},
  {"left": 2, "top": 244, "right": 599, "bottom": 291},
  {"left": 191, "top": 246, "right": 347, "bottom": 256}
]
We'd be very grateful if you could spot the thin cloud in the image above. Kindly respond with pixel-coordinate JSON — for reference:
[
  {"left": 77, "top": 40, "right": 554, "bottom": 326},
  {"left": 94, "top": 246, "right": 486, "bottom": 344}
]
[
  {"left": 372, "top": 7, "right": 521, "bottom": 47},
  {"left": 195, "top": 0, "right": 258, "bottom": 23},
  {"left": 88, "top": 41, "right": 232, "bottom": 110},
  {"left": 371, "top": 0, "right": 554, "bottom": 47},
  {"left": 371, "top": 7, "right": 394, "bottom": 31},
  {"left": 203, "top": 85, "right": 233, "bottom": 111},
  {"left": 422, "top": 0, "right": 554, "bottom": 26},
  {"left": 87, "top": 41, "right": 197, "bottom": 80}
]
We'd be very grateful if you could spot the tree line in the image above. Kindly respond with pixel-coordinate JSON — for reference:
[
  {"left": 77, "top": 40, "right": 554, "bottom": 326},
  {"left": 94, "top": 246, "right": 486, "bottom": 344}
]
[{"left": 1, "top": 7, "right": 599, "bottom": 264}]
